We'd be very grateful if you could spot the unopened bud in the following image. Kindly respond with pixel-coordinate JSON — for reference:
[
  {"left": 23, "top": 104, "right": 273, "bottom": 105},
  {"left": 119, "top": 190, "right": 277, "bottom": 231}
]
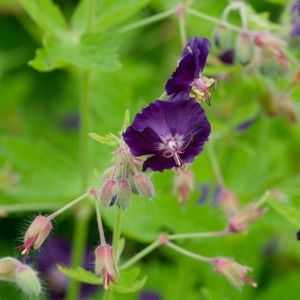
[
  {"left": 95, "top": 244, "right": 119, "bottom": 290},
  {"left": 219, "top": 188, "right": 239, "bottom": 216},
  {"left": 235, "top": 32, "right": 254, "bottom": 65},
  {"left": 214, "top": 25, "right": 234, "bottom": 51},
  {"left": 118, "top": 179, "right": 132, "bottom": 209},
  {"left": 213, "top": 257, "right": 257, "bottom": 289},
  {"left": 0, "top": 257, "right": 20, "bottom": 282},
  {"left": 18, "top": 215, "right": 52, "bottom": 255},
  {"left": 100, "top": 179, "right": 118, "bottom": 207},
  {"left": 228, "top": 203, "right": 266, "bottom": 233},
  {"left": 173, "top": 170, "right": 194, "bottom": 205},
  {"left": 133, "top": 173, "right": 154, "bottom": 198},
  {"left": 102, "top": 166, "right": 116, "bottom": 180},
  {"left": 15, "top": 264, "right": 41, "bottom": 296}
]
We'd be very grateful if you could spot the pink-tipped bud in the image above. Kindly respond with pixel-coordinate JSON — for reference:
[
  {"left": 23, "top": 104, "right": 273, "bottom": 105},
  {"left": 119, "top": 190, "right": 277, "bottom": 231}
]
[
  {"left": 95, "top": 244, "right": 119, "bottom": 290},
  {"left": 18, "top": 215, "right": 52, "bottom": 255},
  {"left": 0, "top": 257, "right": 21, "bottom": 282},
  {"left": 133, "top": 173, "right": 154, "bottom": 198},
  {"left": 15, "top": 264, "right": 41, "bottom": 296},
  {"left": 100, "top": 179, "right": 118, "bottom": 207},
  {"left": 173, "top": 170, "right": 194, "bottom": 205},
  {"left": 213, "top": 257, "right": 257, "bottom": 289},
  {"left": 254, "top": 32, "right": 288, "bottom": 67},
  {"left": 228, "top": 203, "right": 266, "bottom": 233},
  {"left": 118, "top": 179, "right": 132, "bottom": 209},
  {"left": 219, "top": 188, "right": 239, "bottom": 217}
]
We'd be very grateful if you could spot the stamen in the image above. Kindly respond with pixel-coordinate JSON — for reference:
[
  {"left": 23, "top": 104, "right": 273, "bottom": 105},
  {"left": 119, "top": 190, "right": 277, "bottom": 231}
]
[{"left": 173, "top": 153, "right": 182, "bottom": 166}]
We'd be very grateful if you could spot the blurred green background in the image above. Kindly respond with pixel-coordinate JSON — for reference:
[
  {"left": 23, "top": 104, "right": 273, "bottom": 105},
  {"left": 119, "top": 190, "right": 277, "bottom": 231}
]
[{"left": 0, "top": 0, "right": 300, "bottom": 299}]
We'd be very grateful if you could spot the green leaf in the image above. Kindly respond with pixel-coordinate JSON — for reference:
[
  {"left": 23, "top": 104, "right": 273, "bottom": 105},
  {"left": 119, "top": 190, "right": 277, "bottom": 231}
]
[
  {"left": 112, "top": 268, "right": 147, "bottom": 294},
  {"left": 89, "top": 132, "right": 119, "bottom": 146},
  {"left": 268, "top": 198, "right": 300, "bottom": 228},
  {"left": 19, "top": 0, "right": 67, "bottom": 37},
  {"left": 57, "top": 266, "right": 102, "bottom": 285},
  {"left": 72, "top": 0, "right": 150, "bottom": 33},
  {"left": 29, "top": 33, "right": 121, "bottom": 72}
]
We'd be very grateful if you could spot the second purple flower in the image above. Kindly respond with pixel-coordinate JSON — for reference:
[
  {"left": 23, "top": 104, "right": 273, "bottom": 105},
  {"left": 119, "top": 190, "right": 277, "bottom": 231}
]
[{"left": 123, "top": 99, "right": 211, "bottom": 172}]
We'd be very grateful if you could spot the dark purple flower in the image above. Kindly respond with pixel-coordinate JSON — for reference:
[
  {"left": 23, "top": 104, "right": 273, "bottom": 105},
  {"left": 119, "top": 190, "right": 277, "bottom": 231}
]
[
  {"left": 37, "top": 238, "right": 97, "bottom": 300},
  {"left": 235, "top": 113, "right": 259, "bottom": 132},
  {"left": 297, "top": 230, "right": 300, "bottom": 241},
  {"left": 218, "top": 49, "right": 235, "bottom": 65},
  {"left": 198, "top": 183, "right": 210, "bottom": 204},
  {"left": 165, "top": 37, "right": 214, "bottom": 104},
  {"left": 123, "top": 99, "right": 211, "bottom": 172},
  {"left": 291, "top": 1, "right": 300, "bottom": 36},
  {"left": 139, "top": 290, "right": 162, "bottom": 300}
]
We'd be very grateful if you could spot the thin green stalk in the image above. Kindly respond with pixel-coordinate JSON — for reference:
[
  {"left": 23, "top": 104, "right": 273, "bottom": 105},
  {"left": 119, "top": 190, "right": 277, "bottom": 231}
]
[
  {"left": 186, "top": 8, "right": 256, "bottom": 35},
  {"left": 207, "top": 142, "right": 225, "bottom": 187},
  {"left": 178, "top": 15, "right": 187, "bottom": 48},
  {"left": 120, "top": 240, "right": 161, "bottom": 270},
  {"left": 119, "top": 7, "right": 176, "bottom": 33},
  {"left": 67, "top": 0, "right": 94, "bottom": 292},
  {"left": 95, "top": 199, "right": 106, "bottom": 245},
  {"left": 112, "top": 207, "right": 122, "bottom": 257},
  {"left": 166, "top": 242, "right": 213, "bottom": 264},
  {"left": 47, "top": 192, "right": 89, "bottom": 221},
  {"left": 168, "top": 229, "right": 230, "bottom": 240}
]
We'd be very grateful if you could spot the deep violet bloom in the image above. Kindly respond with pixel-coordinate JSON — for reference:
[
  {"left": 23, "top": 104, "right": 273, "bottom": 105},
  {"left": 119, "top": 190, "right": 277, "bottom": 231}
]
[
  {"left": 139, "top": 290, "right": 162, "bottom": 300},
  {"left": 218, "top": 49, "right": 235, "bottom": 65},
  {"left": 291, "top": 0, "right": 300, "bottom": 36},
  {"left": 37, "top": 238, "right": 97, "bottom": 300},
  {"left": 123, "top": 99, "right": 211, "bottom": 172},
  {"left": 165, "top": 37, "right": 213, "bottom": 103},
  {"left": 297, "top": 230, "right": 300, "bottom": 241}
]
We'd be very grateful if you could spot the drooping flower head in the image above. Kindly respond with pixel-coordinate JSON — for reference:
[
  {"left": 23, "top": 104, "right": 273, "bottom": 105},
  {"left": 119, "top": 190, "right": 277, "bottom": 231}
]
[
  {"left": 165, "top": 37, "right": 215, "bottom": 104},
  {"left": 123, "top": 99, "right": 211, "bottom": 172},
  {"left": 291, "top": 0, "right": 300, "bottom": 36},
  {"left": 18, "top": 215, "right": 52, "bottom": 255}
]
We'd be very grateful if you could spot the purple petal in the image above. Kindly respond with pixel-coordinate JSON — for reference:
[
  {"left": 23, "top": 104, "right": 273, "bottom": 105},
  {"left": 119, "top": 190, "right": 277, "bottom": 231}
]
[
  {"left": 142, "top": 155, "right": 176, "bottom": 172},
  {"left": 123, "top": 127, "right": 162, "bottom": 156},
  {"left": 297, "top": 230, "right": 300, "bottom": 241},
  {"left": 166, "top": 37, "right": 211, "bottom": 100},
  {"left": 218, "top": 49, "right": 235, "bottom": 65},
  {"left": 198, "top": 184, "right": 210, "bottom": 204},
  {"left": 139, "top": 291, "right": 162, "bottom": 300},
  {"left": 182, "top": 37, "right": 211, "bottom": 77},
  {"left": 291, "top": 22, "right": 300, "bottom": 36}
]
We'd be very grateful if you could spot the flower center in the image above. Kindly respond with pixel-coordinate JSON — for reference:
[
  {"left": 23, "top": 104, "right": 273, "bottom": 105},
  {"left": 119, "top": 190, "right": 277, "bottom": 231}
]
[{"left": 160, "top": 134, "right": 192, "bottom": 167}]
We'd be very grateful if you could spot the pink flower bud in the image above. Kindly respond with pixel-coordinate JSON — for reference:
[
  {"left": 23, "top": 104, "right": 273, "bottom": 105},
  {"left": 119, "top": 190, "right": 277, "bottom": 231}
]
[
  {"left": 18, "top": 215, "right": 52, "bottom": 255},
  {"left": 133, "top": 173, "right": 154, "bottom": 198},
  {"left": 213, "top": 257, "right": 257, "bottom": 289},
  {"left": 100, "top": 179, "right": 118, "bottom": 207},
  {"left": 219, "top": 188, "right": 239, "bottom": 216},
  {"left": 95, "top": 244, "right": 119, "bottom": 290},
  {"left": 0, "top": 257, "right": 21, "bottom": 282},
  {"left": 228, "top": 203, "right": 266, "bottom": 233},
  {"left": 118, "top": 179, "right": 132, "bottom": 209},
  {"left": 173, "top": 170, "right": 194, "bottom": 205},
  {"left": 15, "top": 264, "right": 41, "bottom": 296}
]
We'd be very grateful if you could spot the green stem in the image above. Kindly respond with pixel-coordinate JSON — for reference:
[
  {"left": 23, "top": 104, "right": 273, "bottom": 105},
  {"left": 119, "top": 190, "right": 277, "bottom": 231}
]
[
  {"left": 186, "top": 8, "right": 255, "bottom": 35},
  {"left": 118, "top": 7, "right": 176, "bottom": 33},
  {"left": 168, "top": 229, "right": 230, "bottom": 240},
  {"left": 47, "top": 192, "right": 89, "bottom": 221},
  {"left": 95, "top": 199, "right": 106, "bottom": 245},
  {"left": 119, "top": 240, "right": 161, "bottom": 270},
  {"left": 166, "top": 242, "right": 213, "bottom": 264},
  {"left": 67, "top": 5, "right": 93, "bottom": 294},
  {"left": 178, "top": 15, "right": 187, "bottom": 48},
  {"left": 112, "top": 207, "right": 122, "bottom": 258},
  {"left": 207, "top": 142, "right": 225, "bottom": 187}
]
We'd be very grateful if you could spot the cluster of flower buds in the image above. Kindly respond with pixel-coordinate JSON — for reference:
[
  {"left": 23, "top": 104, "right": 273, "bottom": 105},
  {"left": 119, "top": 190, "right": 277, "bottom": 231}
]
[
  {"left": 213, "top": 257, "right": 257, "bottom": 289},
  {"left": 0, "top": 257, "right": 41, "bottom": 296},
  {"left": 99, "top": 141, "right": 154, "bottom": 208},
  {"left": 17, "top": 215, "right": 52, "bottom": 255},
  {"left": 95, "top": 244, "right": 119, "bottom": 289}
]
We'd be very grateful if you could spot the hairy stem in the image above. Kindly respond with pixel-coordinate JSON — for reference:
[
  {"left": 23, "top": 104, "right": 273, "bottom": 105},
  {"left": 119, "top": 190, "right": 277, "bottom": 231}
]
[
  {"left": 119, "top": 7, "right": 176, "bottom": 33},
  {"left": 207, "top": 142, "right": 225, "bottom": 187},
  {"left": 120, "top": 240, "right": 161, "bottom": 270},
  {"left": 47, "top": 192, "right": 89, "bottom": 221},
  {"left": 95, "top": 199, "right": 106, "bottom": 245},
  {"left": 178, "top": 14, "right": 187, "bottom": 48},
  {"left": 168, "top": 229, "right": 230, "bottom": 240},
  {"left": 166, "top": 242, "right": 213, "bottom": 264},
  {"left": 112, "top": 207, "right": 122, "bottom": 257}
]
